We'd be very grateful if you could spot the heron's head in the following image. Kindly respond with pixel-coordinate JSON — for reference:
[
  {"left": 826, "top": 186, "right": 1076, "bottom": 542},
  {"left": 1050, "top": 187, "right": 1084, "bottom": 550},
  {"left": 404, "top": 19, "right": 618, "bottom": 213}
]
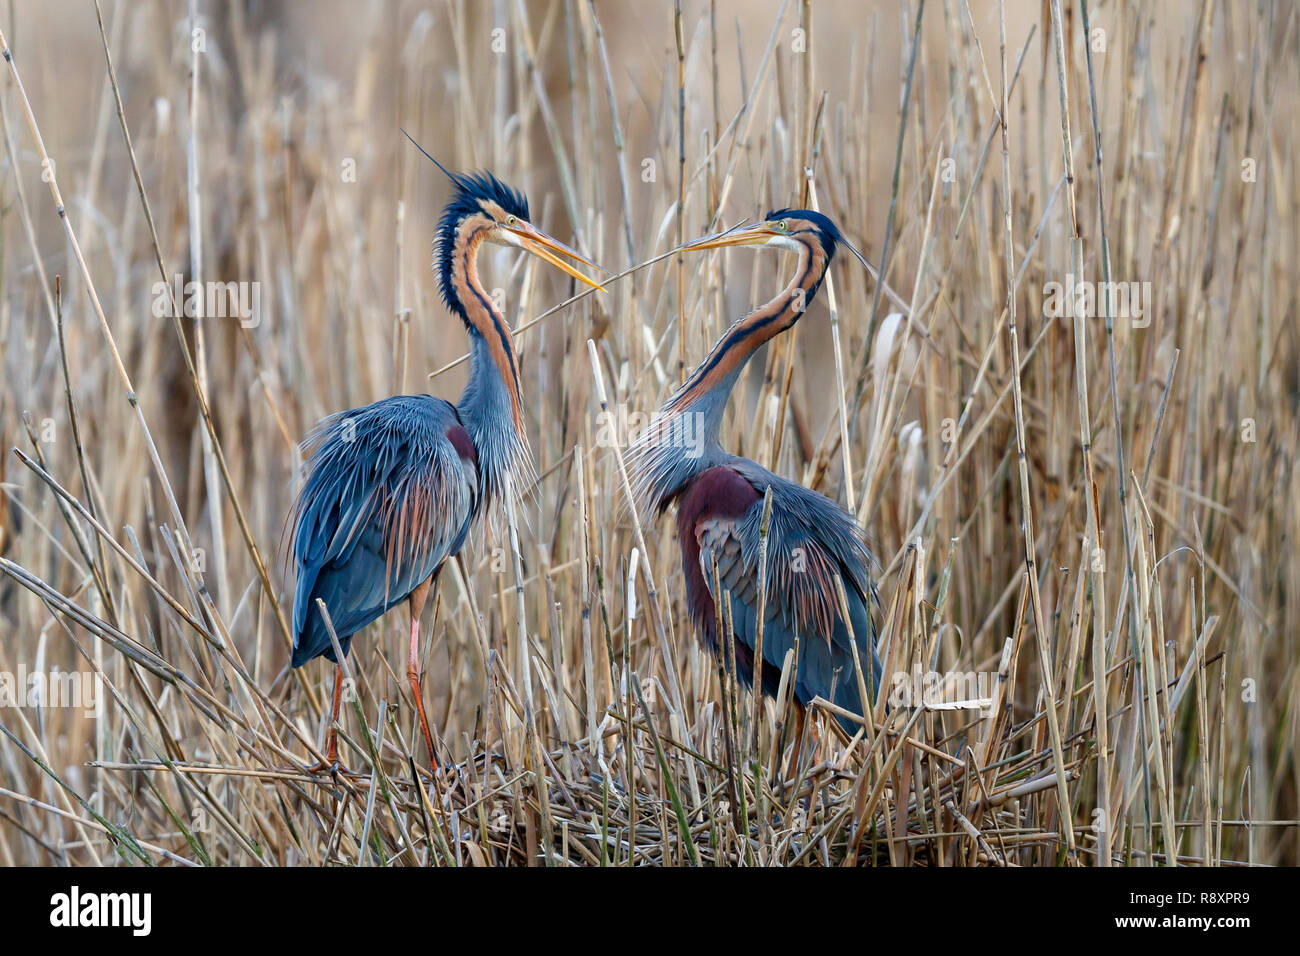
[
  {"left": 434, "top": 168, "right": 605, "bottom": 315},
  {"left": 682, "top": 208, "right": 846, "bottom": 263}
]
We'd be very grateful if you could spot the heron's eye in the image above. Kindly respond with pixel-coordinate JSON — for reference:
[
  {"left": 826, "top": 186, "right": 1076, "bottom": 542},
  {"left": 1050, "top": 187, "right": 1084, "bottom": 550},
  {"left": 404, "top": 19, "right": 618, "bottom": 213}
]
[
  {"left": 506, "top": 215, "right": 517, "bottom": 226},
  {"left": 776, "top": 220, "right": 789, "bottom": 231}
]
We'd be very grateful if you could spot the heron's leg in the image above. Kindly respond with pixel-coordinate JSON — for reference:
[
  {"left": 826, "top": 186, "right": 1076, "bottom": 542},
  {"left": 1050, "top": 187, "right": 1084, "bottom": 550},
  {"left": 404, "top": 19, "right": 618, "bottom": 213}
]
[
  {"left": 407, "top": 578, "right": 438, "bottom": 769},
  {"left": 786, "top": 703, "right": 808, "bottom": 777},
  {"left": 305, "top": 663, "right": 349, "bottom": 777},
  {"left": 324, "top": 662, "right": 344, "bottom": 765}
]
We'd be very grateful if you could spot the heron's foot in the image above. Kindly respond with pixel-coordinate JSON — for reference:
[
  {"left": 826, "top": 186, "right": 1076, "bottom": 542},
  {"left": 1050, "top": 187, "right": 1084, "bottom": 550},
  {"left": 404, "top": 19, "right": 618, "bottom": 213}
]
[{"left": 304, "top": 757, "right": 354, "bottom": 782}]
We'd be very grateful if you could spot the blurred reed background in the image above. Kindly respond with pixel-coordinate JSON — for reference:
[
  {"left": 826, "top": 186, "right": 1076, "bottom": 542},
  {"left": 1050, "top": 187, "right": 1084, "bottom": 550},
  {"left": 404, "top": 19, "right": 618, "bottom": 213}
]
[{"left": 0, "top": 0, "right": 1295, "bottom": 865}]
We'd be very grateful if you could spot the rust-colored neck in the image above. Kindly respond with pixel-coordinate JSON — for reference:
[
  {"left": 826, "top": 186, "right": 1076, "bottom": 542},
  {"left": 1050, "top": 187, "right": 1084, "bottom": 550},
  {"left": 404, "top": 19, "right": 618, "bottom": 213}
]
[
  {"left": 669, "top": 237, "right": 828, "bottom": 414},
  {"left": 450, "top": 218, "right": 525, "bottom": 434}
]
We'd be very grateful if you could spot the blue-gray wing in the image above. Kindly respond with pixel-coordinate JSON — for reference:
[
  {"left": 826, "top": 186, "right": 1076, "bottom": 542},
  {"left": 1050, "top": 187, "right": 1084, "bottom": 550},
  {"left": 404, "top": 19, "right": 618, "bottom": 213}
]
[
  {"left": 696, "top": 480, "right": 880, "bottom": 725},
  {"left": 289, "top": 395, "right": 477, "bottom": 666}
]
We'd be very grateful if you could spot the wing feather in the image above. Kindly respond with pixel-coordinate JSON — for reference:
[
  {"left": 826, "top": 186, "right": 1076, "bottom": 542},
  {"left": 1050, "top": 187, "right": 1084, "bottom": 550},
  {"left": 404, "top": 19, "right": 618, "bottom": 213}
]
[
  {"left": 695, "top": 484, "right": 881, "bottom": 724},
  {"left": 289, "top": 395, "right": 478, "bottom": 666}
]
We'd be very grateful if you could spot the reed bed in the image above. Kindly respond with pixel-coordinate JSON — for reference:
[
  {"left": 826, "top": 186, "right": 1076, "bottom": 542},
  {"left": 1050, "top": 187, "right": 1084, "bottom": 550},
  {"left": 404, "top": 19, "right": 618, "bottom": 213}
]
[{"left": 0, "top": 0, "right": 1295, "bottom": 866}]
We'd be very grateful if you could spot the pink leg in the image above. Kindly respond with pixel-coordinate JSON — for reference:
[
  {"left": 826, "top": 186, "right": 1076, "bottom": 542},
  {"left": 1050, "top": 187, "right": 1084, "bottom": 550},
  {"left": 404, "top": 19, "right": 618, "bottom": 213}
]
[{"left": 407, "top": 579, "right": 438, "bottom": 768}]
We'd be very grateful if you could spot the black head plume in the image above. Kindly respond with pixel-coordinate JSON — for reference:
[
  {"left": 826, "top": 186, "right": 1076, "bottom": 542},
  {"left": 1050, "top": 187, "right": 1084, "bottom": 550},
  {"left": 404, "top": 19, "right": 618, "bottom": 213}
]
[
  {"left": 402, "top": 130, "right": 530, "bottom": 321},
  {"left": 765, "top": 207, "right": 845, "bottom": 263}
]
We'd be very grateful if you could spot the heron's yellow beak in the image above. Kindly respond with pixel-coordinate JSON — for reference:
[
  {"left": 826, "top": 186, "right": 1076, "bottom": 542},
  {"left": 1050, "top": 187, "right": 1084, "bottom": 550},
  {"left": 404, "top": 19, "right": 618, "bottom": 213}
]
[
  {"left": 505, "top": 222, "right": 607, "bottom": 292},
  {"left": 682, "top": 222, "right": 781, "bottom": 251}
]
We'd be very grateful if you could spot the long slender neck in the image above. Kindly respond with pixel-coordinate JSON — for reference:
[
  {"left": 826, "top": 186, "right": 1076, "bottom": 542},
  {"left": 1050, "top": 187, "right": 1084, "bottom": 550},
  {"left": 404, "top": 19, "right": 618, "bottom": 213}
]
[
  {"left": 670, "top": 236, "right": 828, "bottom": 440},
  {"left": 447, "top": 220, "right": 530, "bottom": 504},
  {"left": 632, "top": 237, "right": 829, "bottom": 512}
]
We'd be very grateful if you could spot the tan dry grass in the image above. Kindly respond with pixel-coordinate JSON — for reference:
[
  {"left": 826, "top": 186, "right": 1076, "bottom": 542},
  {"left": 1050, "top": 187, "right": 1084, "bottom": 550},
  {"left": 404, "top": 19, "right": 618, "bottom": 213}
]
[{"left": 0, "top": 0, "right": 1295, "bottom": 865}]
